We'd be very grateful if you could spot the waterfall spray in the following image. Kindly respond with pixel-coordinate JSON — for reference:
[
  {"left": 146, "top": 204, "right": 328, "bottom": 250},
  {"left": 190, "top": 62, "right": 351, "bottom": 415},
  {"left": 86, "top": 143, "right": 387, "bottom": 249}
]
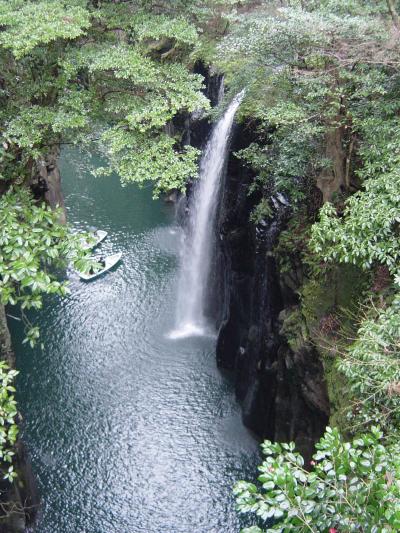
[{"left": 170, "top": 91, "right": 244, "bottom": 339}]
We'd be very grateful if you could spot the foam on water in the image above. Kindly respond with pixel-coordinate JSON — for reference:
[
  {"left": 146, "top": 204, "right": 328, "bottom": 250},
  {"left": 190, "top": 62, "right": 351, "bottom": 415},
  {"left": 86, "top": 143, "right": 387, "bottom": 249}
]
[{"left": 167, "top": 322, "right": 216, "bottom": 340}]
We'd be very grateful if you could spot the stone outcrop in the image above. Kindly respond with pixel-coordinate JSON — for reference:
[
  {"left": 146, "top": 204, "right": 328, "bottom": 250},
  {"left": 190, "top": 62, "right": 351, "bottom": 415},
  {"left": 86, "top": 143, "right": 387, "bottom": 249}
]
[{"left": 214, "top": 123, "right": 329, "bottom": 461}]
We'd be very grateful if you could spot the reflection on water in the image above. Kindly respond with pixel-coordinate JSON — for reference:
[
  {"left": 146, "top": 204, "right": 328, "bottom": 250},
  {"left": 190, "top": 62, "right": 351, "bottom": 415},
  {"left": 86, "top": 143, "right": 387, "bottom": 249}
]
[{"left": 10, "top": 148, "right": 260, "bottom": 533}]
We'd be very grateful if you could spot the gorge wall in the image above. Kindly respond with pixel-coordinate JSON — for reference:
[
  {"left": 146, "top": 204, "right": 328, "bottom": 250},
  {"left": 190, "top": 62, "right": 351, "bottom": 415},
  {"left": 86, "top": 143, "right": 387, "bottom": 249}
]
[{"left": 213, "top": 122, "right": 330, "bottom": 462}]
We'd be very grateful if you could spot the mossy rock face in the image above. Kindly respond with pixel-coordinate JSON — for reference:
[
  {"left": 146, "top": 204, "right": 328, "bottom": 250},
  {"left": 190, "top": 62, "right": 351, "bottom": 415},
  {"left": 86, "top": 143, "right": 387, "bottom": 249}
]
[
  {"left": 301, "top": 264, "right": 369, "bottom": 338},
  {"left": 300, "top": 264, "right": 369, "bottom": 435},
  {"left": 278, "top": 265, "right": 368, "bottom": 435},
  {"left": 279, "top": 306, "right": 308, "bottom": 353},
  {"left": 323, "top": 354, "right": 351, "bottom": 436}
]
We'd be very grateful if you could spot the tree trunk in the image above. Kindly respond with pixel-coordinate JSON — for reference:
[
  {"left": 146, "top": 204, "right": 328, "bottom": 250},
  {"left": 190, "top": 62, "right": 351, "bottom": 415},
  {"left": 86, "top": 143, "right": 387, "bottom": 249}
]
[
  {"left": 316, "top": 124, "right": 347, "bottom": 203},
  {"left": 386, "top": 0, "right": 400, "bottom": 29},
  {"left": 31, "top": 146, "right": 66, "bottom": 224}
]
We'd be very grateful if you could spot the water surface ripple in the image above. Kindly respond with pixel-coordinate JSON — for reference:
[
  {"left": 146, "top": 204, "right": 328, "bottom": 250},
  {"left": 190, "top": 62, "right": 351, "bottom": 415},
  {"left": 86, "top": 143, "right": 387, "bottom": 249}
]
[{"left": 11, "top": 148, "right": 259, "bottom": 533}]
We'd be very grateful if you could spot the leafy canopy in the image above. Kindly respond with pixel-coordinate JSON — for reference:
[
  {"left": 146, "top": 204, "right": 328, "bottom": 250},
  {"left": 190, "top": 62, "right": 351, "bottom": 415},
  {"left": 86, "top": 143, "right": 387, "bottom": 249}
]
[
  {"left": 0, "top": 188, "right": 93, "bottom": 345},
  {"left": 216, "top": 1, "right": 400, "bottom": 207},
  {"left": 0, "top": 363, "right": 19, "bottom": 483},
  {"left": 338, "top": 297, "right": 400, "bottom": 436},
  {"left": 221, "top": 2, "right": 400, "bottom": 532},
  {"left": 0, "top": 0, "right": 91, "bottom": 59},
  {"left": 0, "top": 0, "right": 213, "bottom": 193},
  {"left": 311, "top": 168, "right": 400, "bottom": 279},
  {"left": 235, "top": 427, "right": 400, "bottom": 532}
]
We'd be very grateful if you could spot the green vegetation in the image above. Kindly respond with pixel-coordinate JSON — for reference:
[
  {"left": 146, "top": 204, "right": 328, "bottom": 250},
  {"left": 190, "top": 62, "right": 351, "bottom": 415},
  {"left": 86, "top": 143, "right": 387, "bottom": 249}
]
[
  {"left": 210, "top": 0, "right": 400, "bottom": 530},
  {"left": 0, "top": 0, "right": 240, "bottom": 508},
  {"left": 0, "top": 0, "right": 227, "bottom": 345},
  {"left": 234, "top": 427, "right": 400, "bottom": 532},
  {"left": 0, "top": 362, "right": 18, "bottom": 483},
  {"left": 0, "top": 0, "right": 209, "bottom": 193},
  {"left": 0, "top": 188, "right": 93, "bottom": 345},
  {"left": 1, "top": 0, "right": 400, "bottom": 529}
]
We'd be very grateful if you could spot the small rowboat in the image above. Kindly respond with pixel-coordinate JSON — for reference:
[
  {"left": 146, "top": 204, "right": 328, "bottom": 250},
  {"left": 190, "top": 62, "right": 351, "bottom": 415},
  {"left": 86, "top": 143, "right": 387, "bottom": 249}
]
[
  {"left": 77, "top": 253, "right": 122, "bottom": 281},
  {"left": 81, "top": 229, "right": 108, "bottom": 250}
]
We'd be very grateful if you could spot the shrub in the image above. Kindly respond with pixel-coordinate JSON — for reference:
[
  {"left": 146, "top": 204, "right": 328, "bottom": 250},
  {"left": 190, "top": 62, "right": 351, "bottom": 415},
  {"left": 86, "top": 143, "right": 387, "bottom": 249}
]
[{"left": 234, "top": 427, "right": 400, "bottom": 532}]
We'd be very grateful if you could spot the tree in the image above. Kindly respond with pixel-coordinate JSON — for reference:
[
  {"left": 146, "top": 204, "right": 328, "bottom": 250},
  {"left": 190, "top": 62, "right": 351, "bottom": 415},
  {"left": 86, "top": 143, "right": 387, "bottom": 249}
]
[
  {"left": 0, "top": 0, "right": 213, "bottom": 198},
  {"left": 218, "top": 3, "right": 400, "bottom": 530},
  {"left": 0, "top": 0, "right": 224, "bottom": 341},
  {"left": 234, "top": 427, "right": 400, "bottom": 532},
  {"left": 0, "top": 187, "right": 94, "bottom": 345},
  {"left": 216, "top": 1, "right": 400, "bottom": 203}
]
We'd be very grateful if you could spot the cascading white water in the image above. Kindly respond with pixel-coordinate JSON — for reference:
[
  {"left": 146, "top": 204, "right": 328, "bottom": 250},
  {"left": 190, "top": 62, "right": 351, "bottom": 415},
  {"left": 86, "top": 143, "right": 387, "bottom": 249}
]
[{"left": 170, "top": 91, "right": 244, "bottom": 339}]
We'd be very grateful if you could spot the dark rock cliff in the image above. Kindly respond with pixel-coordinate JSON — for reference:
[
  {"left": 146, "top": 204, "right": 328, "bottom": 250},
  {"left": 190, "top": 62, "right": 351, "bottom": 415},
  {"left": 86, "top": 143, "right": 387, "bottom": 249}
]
[
  {"left": 215, "top": 123, "right": 329, "bottom": 462},
  {"left": 178, "top": 65, "right": 328, "bottom": 460}
]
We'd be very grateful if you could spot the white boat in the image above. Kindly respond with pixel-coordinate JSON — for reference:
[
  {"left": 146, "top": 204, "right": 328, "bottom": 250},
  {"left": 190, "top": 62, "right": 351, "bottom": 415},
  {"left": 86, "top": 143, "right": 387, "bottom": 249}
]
[
  {"left": 81, "top": 229, "right": 108, "bottom": 250},
  {"left": 77, "top": 253, "right": 122, "bottom": 281}
]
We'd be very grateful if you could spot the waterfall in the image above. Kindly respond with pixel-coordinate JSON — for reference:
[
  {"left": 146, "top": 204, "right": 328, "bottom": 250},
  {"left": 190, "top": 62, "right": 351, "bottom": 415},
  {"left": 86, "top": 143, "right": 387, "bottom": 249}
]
[{"left": 170, "top": 91, "right": 244, "bottom": 339}]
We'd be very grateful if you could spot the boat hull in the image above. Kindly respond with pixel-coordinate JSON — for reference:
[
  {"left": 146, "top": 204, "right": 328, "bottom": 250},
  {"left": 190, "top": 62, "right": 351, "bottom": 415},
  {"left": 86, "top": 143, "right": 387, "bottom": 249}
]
[
  {"left": 77, "top": 253, "right": 122, "bottom": 281},
  {"left": 81, "top": 230, "right": 108, "bottom": 250}
]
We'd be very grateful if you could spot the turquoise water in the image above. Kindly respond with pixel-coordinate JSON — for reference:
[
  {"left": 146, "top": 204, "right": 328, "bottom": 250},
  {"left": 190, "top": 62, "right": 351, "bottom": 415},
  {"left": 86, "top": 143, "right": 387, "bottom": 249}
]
[{"left": 10, "top": 148, "right": 259, "bottom": 533}]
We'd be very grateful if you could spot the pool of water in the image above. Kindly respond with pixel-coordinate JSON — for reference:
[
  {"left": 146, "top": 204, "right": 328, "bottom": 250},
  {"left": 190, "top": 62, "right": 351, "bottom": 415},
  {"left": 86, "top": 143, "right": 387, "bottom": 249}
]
[{"left": 9, "top": 148, "right": 259, "bottom": 533}]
